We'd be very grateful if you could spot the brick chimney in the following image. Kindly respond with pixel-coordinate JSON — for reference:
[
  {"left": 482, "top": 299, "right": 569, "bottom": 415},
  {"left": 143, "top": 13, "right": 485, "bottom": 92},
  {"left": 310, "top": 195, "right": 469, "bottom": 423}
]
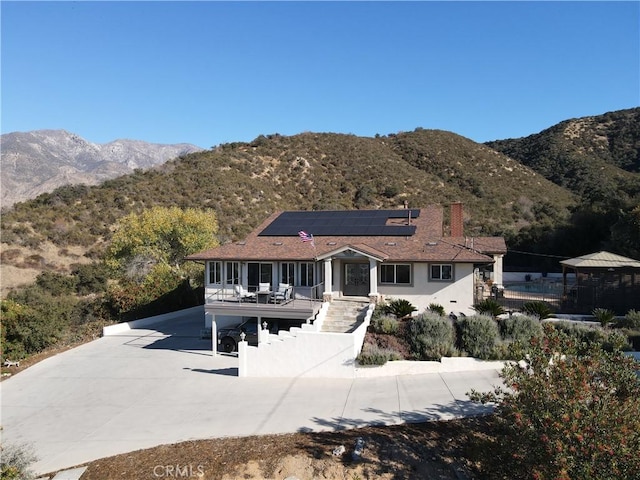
[{"left": 450, "top": 202, "right": 464, "bottom": 237}]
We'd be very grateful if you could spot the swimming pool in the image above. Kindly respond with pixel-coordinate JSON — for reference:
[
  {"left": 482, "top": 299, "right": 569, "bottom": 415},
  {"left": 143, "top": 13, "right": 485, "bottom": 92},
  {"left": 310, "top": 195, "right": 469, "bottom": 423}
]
[{"left": 505, "top": 282, "right": 565, "bottom": 294}]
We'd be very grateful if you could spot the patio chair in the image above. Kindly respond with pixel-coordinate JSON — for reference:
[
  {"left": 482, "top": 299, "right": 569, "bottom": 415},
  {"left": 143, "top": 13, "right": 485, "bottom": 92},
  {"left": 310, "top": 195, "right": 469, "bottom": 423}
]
[
  {"left": 258, "top": 282, "right": 271, "bottom": 293},
  {"left": 234, "top": 285, "right": 256, "bottom": 301},
  {"left": 270, "top": 283, "right": 292, "bottom": 303}
]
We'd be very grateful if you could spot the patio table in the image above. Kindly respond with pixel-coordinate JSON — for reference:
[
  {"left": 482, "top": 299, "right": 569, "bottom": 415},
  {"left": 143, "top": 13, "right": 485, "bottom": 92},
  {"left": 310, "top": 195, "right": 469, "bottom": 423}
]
[{"left": 256, "top": 291, "right": 272, "bottom": 303}]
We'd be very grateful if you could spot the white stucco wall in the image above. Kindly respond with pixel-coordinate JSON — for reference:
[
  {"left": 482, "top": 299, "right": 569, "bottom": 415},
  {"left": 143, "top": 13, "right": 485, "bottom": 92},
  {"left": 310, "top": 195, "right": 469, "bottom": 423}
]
[
  {"left": 355, "top": 357, "right": 506, "bottom": 377},
  {"left": 102, "top": 306, "right": 204, "bottom": 336},
  {"left": 240, "top": 329, "right": 360, "bottom": 378},
  {"left": 203, "top": 259, "right": 479, "bottom": 315},
  {"left": 379, "top": 263, "right": 476, "bottom": 315},
  {"left": 239, "top": 304, "right": 374, "bottom": 378}
]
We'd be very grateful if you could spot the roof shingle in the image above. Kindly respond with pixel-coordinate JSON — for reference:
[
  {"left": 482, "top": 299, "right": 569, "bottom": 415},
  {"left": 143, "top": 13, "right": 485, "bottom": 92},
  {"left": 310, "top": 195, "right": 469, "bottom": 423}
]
[{"left": 187, "top": 207, "right": 507, "bottom": 263}]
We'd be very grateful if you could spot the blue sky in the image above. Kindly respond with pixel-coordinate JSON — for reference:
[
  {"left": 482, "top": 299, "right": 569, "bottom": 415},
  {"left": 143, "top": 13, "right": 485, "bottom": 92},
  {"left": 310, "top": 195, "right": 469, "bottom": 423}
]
[{"left": 2, "top": 1, "right": 639, "bottom": 148}]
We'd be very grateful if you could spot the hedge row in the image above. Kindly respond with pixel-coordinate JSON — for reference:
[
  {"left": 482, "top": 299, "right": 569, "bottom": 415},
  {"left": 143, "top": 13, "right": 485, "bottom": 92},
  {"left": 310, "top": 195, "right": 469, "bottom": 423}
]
[{"left": 366, "top": 307, "right": 632, "bottom": 362}]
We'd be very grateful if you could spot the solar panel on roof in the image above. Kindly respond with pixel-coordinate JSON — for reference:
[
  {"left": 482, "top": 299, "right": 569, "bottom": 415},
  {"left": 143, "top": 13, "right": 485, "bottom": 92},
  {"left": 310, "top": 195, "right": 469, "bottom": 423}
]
[{"left": 259, "top": 210, "right": 419, "bottom": 237}]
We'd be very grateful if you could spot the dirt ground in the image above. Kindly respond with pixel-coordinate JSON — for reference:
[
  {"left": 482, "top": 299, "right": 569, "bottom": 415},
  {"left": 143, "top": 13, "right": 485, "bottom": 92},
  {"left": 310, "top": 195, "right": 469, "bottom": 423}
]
[
  {"left": 0, "top": 241, "right": 92, "bottom": 297},
  {"left": 73, "top": 416, "right": 494, "bottom": 480}
]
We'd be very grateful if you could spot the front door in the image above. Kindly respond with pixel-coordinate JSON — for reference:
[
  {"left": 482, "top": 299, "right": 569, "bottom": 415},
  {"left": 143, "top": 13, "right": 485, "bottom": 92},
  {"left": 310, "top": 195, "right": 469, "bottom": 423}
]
[{"left": 344, "top": 263, "right": 369, "bottom": 297}]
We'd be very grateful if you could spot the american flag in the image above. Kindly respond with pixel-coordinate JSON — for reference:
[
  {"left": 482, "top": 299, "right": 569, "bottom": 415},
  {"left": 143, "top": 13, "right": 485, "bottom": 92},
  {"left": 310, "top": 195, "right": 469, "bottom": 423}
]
[{"left": 298, "top": 231, "right": 314, "bottom": 243}]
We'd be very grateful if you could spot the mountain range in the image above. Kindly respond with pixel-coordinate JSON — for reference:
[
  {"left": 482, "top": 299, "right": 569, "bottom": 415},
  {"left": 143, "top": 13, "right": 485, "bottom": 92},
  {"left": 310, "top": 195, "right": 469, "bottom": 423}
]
[{"left": 0, "top": 130, "right": 203, "bottom": 207}]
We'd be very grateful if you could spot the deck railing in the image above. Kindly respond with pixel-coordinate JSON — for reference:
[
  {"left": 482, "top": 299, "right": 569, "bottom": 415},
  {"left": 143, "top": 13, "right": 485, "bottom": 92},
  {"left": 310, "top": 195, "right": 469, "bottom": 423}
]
[{"left": 205, "top": 282, "right": 325, "bottom": 307}]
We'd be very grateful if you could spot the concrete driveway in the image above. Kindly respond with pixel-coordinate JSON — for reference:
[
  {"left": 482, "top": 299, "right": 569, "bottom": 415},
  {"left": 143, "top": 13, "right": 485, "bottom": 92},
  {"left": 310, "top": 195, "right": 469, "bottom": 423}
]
[{"left": 0, "top": 308, "right": 501, "bottom": 475}]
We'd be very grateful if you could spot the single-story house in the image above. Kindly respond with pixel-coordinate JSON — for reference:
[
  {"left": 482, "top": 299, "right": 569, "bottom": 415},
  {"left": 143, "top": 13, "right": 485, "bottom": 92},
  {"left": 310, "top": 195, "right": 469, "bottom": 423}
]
[
  {"left": 187, "top": 204, "right": 506, "bottom": 332},
  {"left": 560, "top": 251, "right": 640, "bottom": 314}
]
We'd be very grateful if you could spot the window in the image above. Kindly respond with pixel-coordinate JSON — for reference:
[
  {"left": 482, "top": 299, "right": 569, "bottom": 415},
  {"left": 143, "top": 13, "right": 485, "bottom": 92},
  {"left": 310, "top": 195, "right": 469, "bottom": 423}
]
[
  {"left": 300, "top": 262, "right": 315, "bottom": 286},
  {"left": 281, "top": 263, "right": 295, "bottom": 285},
  {"left": 380, "top": 264, "right": 411, "bottom": 284},
  {"left": 226, "top": 262, "right": 240, "bottom": 285},
  {"left": 430, "top": 264, "right": 453, "bottom": 281},
  {"left": 208, "top": 261, "right": 221, "bottom": 285},
  {"left": 260, "top": 263, "right": 272, "bottom": 283},
  {"left": 248, "top": 262, "right": 273, "bottom": 290}
]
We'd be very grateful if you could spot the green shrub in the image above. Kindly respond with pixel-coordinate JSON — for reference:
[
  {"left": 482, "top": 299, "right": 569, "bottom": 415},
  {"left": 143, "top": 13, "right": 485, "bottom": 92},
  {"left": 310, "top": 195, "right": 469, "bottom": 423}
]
[
  {"left": 602, "top": 329, "right": 633, "bottom": 352},
  {"left": 1, "top": 300, "right": 29, "bottom": 360},
  {"left": 552, "top": 321, "right": 631, "bottom": 353},
  {"left": 521, "top": 301, "right": 553, "bottom": 319},
  {"left": 0, "top": 443, "right": 38, "bottom": 480},
  {"left": 593, "top": 307, "right": 616, "bottom": 328},
  {"left": 71, "top": 262, "right": 109, "bottom": 295},
  {"left": 370, "top": 315, "right": 399, "bottom": 335},
  {"left": 472, "top": 298, "right": 505, "bottom": 318},
  {"left": 499, "top": 314, "right": 543, "bottom": 343},
  {"left": 458, "top": 315, "right": 500, "bottom": 359},
  {"left": 382, "top": 298, "right": 417, "bottom": 319},
  {"left": 469, "top": 323, "right": 640, "bottom": 480},
  {"left": 426, "top": 303, "right": 445, "bottom": 316},
  {"left": 616, "top": 309, "right": 640, "bottom": 329},
  {"left": 407, "top": 313, "right": 457, "bottom": 360},
  {"left": 356, "top": 344, "right": 402, "bottom": 365},
  {"left": 35, "top": 271, "right": 77, "bottom": 296},
  {"left": 371, "top": 302, "right": 389, "bottom": 320},
  {"left": 4, "top": 287, "right": 77, "bottom": 356},
  {"left": 70, "top": 297, "right": 112, "bottom": 327}
]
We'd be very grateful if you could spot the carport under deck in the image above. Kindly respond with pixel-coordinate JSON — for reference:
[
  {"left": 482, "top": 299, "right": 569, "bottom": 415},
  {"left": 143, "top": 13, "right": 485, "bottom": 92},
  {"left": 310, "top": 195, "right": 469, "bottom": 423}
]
[{"left": 204, "top": 296, "right": 324, "bottom": 321}]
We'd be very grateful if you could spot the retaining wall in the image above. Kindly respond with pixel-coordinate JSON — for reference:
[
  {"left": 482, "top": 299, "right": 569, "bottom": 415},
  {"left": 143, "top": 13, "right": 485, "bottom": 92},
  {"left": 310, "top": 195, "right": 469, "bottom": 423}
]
[
  {"left": 355, "top": 357, "right": 506, "bottom": 378},
  {"left": 102, "top": 306, "right": 204, "bottom": 336}
]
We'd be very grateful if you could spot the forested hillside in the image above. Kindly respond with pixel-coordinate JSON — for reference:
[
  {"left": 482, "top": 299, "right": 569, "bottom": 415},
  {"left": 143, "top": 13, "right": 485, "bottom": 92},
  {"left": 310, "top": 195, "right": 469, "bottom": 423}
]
[
  {"left": 486, "top": 107, "right": 640, "bottom": 198},
  {"left": 486, "top": 107, "right": 640, "bottom": 265},
  {"left": 1, "top": 129, "right": 573, "bottom": 250},
  {"left": 2, "top": 107, "right": 639, "bottom": 284}
]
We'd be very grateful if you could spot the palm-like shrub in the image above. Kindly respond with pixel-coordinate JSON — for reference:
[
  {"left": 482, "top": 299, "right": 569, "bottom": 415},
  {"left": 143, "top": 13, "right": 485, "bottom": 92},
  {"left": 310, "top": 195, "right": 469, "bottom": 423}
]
[
  {"left": 472, "top": 298, "right": 505, "bottom": 318},
  {"left": 593, "top": 307, "right": 616, "bottom": 328},
  {"left": 382, "top": 298, "right": 417, "bottom": 319},
  {"left": 426, "top": 303, "right": 446, "bottom": 316},
  {"left": 407, "top": 312, "right": 457, "bottom": 360},
  {"left": 521, "top": 301, "right": 553, "bottom": 319}
]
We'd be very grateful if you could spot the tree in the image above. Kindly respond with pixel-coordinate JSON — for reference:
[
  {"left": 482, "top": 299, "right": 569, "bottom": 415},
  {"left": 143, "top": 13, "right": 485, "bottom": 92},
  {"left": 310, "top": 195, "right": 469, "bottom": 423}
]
[
  {"left": 609, "top": 204, "right": 640, "bottom": 259},
  {"left": 104, "top": 207, "right": 218, "bottom": 316},
  {"left": 469, "top": 323, "right": 640, "bottom": 479},
  {"left": 2, "top": 288, "right": 77, "bottom": 358},
  {"left": 105, "top": 206, "right": 218, "bottom": 283}
]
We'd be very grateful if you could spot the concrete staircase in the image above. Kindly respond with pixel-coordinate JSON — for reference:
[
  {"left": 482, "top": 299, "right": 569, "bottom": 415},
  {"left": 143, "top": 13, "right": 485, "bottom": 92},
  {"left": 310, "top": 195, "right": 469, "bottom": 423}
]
[{"left": 321, "top": 298, "right": 369, "bottom": 333}]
